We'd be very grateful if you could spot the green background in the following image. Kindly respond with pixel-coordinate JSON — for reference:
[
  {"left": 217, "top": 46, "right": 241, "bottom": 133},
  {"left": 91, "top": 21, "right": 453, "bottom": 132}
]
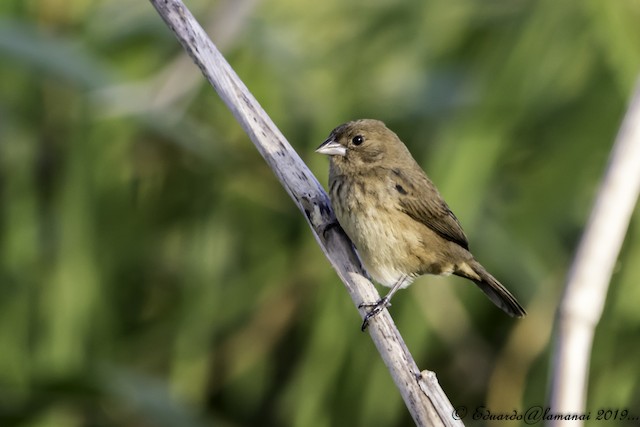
[{"left": 1, "top": 0, "right": 640, "bottom": 426}]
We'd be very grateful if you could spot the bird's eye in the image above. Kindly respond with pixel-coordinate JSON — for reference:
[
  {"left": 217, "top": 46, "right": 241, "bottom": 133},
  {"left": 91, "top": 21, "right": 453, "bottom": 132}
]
[{"left": 352, "top": 135, "right": 364, "bottom": 146}]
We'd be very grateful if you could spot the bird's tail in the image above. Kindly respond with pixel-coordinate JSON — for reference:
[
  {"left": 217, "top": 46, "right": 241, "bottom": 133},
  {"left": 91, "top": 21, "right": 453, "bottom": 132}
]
[{"left": 456, "top": 261, "right": 527, "bottom": 318}]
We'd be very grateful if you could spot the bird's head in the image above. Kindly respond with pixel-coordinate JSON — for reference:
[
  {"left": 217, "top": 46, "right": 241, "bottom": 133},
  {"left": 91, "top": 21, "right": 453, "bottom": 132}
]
[{"left": 316, "top": 119, "right": 411, "bottom": 172}]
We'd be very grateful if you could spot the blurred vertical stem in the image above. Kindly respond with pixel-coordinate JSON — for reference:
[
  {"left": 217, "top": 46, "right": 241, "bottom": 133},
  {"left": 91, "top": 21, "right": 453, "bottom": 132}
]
[
  {"left": 549, "top": 77, "right": 640, "bottom": 424},
  {"left": 148, "top": 0, "right": 463, "bottom": 425},
  {"left": 37, "top": 94, "right": 101, "bottom": 378}
]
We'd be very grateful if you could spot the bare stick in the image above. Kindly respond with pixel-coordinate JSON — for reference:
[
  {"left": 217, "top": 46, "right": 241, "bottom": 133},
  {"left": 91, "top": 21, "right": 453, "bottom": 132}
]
[
  {"left": 549, "top": 78, "right": 640, "bottom": 424},
  {"left": 148, "top": 0, "right": 464, "bottom": 425}
]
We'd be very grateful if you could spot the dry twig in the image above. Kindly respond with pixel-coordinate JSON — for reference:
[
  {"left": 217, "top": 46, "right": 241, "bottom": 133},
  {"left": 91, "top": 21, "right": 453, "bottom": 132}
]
[
  {"left": 148, "top": 0, "right": 465, "bottom": 425},
  {"left": 549, "top": 78, "right": 640, "bottom": 425}
]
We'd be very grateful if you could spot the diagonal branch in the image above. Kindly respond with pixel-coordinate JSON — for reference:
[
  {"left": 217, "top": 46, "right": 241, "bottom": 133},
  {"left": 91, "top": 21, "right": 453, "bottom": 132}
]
[
  {"left": 549, "top": 77, "right": 640, "bottom": 424},
  {"left": 148, "top": 0, "right": 464, "bottom": 425}
]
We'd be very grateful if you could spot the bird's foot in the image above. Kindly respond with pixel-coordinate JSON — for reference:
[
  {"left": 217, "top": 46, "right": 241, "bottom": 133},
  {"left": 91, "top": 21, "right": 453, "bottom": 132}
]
[
  {"left": 358, "top": 297, "right": 391, "bottom": 331},
  {"left": 320, "top": 219, "right": 341, "bottom": 240}
]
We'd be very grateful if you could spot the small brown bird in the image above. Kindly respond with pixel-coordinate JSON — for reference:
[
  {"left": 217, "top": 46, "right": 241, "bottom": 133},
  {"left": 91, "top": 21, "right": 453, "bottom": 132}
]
[{"left": 316, "top": 119, "right": 526, "bottom": 330}]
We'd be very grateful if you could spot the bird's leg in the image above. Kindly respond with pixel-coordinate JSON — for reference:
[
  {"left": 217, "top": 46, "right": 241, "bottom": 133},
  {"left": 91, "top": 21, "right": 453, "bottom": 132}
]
[{"left": 359, "top": 275, "right": 408, "bottom": 331}]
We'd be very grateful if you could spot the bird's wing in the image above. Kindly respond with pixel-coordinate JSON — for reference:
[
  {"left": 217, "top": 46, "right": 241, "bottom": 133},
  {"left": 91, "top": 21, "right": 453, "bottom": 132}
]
[{"left": 392, "top": 168, "right": 470, "bottom": 250}]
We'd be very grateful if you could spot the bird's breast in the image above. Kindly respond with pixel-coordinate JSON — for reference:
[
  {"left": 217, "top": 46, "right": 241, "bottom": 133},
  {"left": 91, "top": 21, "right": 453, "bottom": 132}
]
[{"left": 329, "top": 174, "right": 434, "bottom": 288}]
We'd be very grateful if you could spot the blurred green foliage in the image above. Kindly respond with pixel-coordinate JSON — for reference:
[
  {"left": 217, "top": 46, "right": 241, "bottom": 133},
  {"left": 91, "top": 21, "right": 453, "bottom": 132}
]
[{"left": 1, "top": 0, "right": 640, "bottom": 426}]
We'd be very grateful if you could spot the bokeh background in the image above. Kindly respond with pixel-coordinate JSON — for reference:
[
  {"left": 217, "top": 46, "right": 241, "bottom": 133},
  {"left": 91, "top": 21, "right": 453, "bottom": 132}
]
[{"left": 2, "top": 0, "right": 640, "bottom": 426}]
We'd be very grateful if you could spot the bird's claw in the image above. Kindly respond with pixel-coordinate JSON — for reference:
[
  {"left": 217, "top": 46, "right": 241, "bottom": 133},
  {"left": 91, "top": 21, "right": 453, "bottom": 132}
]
[
  {"left": 359, "top": 297, "right": 391, "bottom": 331},
  {"left": 320, "top": 220, "right": 340, "bottom": 240}
]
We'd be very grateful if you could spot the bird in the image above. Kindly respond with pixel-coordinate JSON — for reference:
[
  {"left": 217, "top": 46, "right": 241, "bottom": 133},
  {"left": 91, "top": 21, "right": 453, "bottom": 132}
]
[{"left": 316, "top": 119, "right": 526, "bottom": 330}]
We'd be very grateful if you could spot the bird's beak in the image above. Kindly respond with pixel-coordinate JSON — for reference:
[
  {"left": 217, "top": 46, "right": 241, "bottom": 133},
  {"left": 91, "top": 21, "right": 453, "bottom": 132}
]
[{"left": 315, "top": 138, "right": 347, "bottom": 157}]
